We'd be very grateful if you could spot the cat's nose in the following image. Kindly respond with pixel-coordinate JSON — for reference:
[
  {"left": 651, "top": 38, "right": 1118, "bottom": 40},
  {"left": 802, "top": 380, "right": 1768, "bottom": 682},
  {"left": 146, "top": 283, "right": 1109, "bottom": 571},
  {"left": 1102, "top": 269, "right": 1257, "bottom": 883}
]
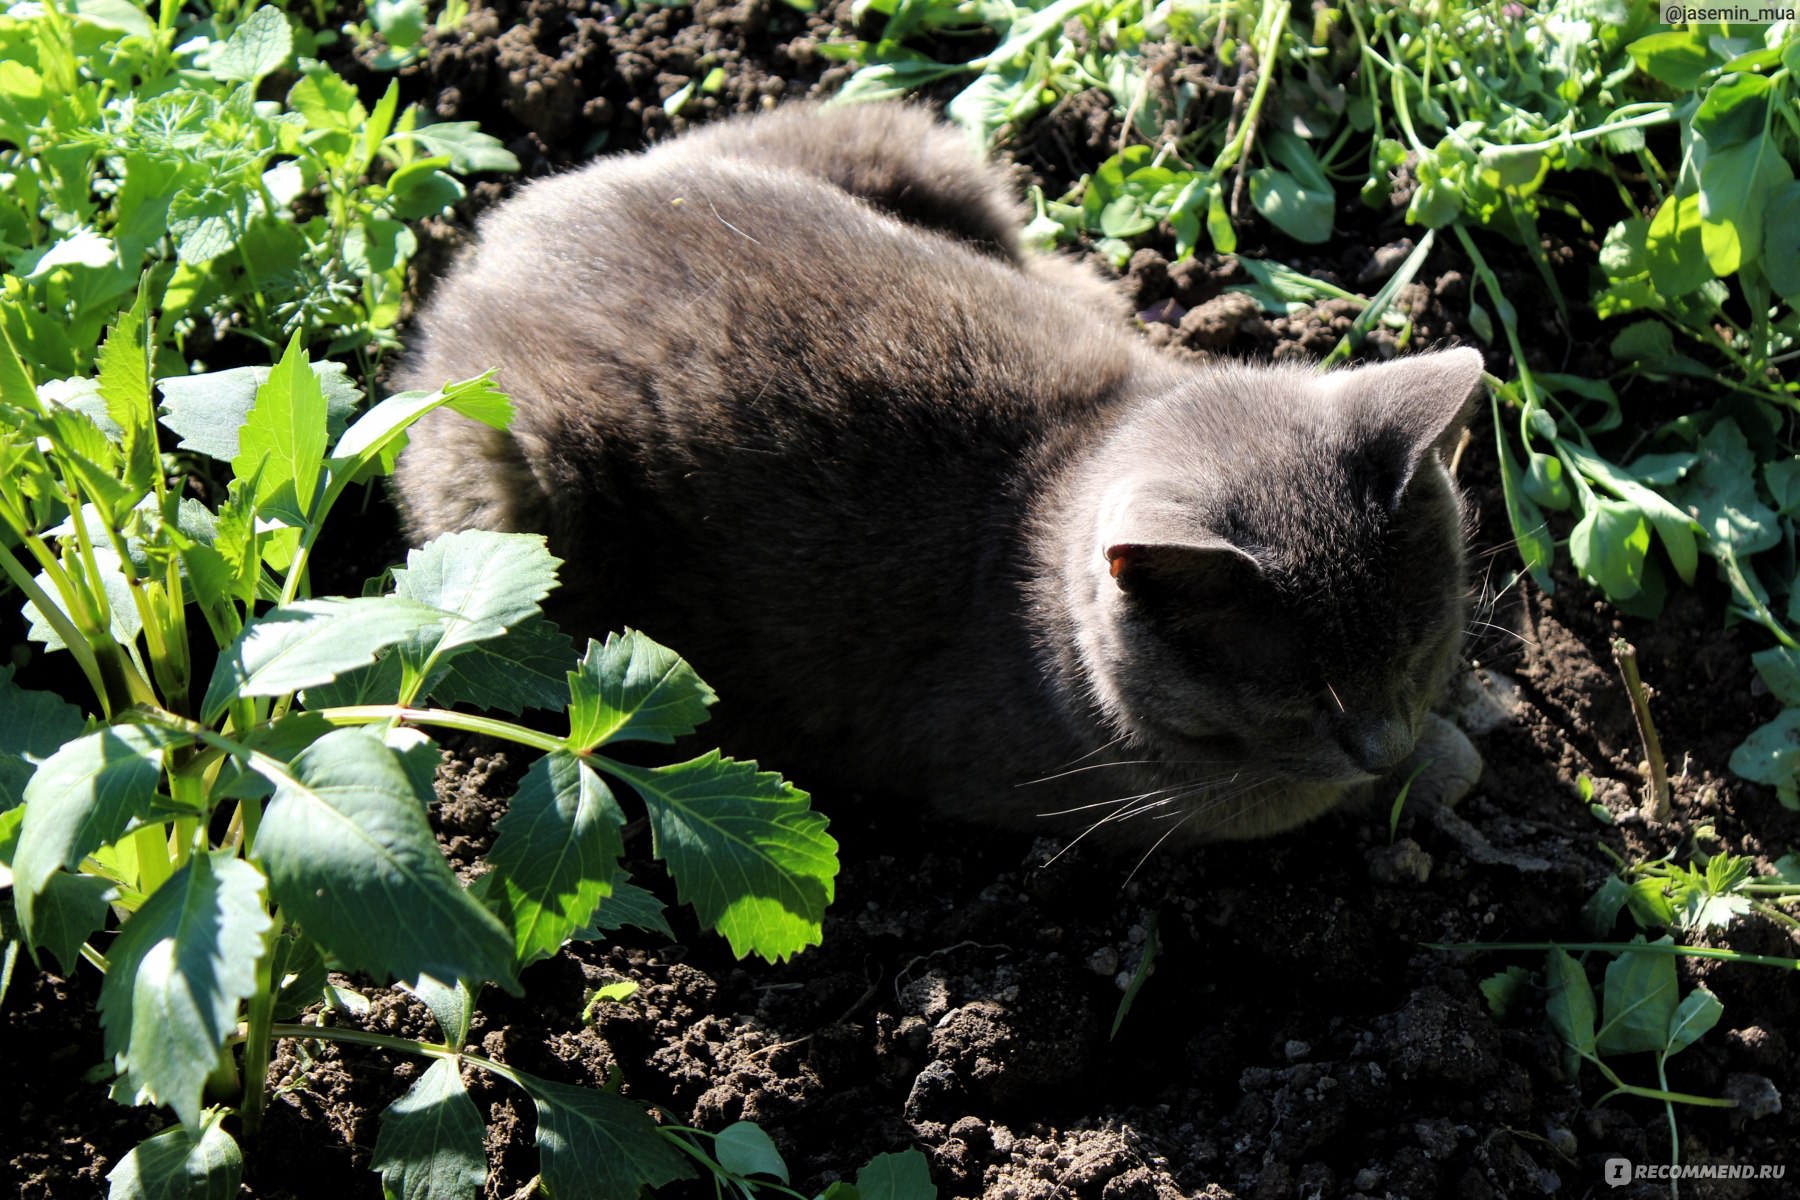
[{"left": 1345, "top": 717, "right": 1414, "bottom": 775}]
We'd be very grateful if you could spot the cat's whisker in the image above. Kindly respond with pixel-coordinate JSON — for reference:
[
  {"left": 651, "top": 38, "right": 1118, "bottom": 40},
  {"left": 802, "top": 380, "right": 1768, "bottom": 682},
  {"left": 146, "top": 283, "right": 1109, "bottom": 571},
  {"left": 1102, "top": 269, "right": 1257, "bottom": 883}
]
[
  {"left": 1015, "top": 756, "right": 1248, "bottom": 787},
  {"left": 1463, "top": 618, "right": 1534, "bottom": 648},
  {"left": 1324, "top": 681, "right": 1346, "bottom": 713},
  {"left": 1125, "top": 811, "right": 1198, "bottom": 884}
]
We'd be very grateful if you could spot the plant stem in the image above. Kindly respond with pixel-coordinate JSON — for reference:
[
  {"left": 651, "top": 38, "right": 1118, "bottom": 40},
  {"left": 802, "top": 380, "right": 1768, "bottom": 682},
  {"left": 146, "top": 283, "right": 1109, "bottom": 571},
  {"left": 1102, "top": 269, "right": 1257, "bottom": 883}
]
[
  {"left": 318, "top": 705, "right": 567, "bottom": 753},
  {"left": 1612, "top": 639, "right": 1671, "bottom": 823},
  {"left": 240, "top": 925, "right": 282, "bottom": 1134},
  {"left": 1431, "top": 940, "right": 1800, "bottom": 971},
  {"left": 267, "top": 1021, "right": 529, "bottom": 1088}
]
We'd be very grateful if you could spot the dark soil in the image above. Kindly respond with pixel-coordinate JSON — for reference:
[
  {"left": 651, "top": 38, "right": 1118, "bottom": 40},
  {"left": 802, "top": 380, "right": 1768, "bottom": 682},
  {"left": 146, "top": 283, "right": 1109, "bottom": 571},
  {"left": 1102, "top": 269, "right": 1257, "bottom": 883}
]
[{"left": 6, "top": 2, "right": 1798, "bottom": 1198}]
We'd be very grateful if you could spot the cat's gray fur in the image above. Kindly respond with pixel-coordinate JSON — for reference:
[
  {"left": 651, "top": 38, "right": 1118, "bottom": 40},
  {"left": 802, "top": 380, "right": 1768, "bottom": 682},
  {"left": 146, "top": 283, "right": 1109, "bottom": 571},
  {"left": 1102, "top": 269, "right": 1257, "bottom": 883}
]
[{"left": 392, "top": 103, "right": 1483, "bottom": 844}]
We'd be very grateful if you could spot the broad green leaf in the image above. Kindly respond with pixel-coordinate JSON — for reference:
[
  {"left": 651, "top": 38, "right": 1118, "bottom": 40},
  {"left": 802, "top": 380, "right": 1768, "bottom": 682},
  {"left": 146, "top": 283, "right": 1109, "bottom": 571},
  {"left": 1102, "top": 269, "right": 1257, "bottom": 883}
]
[
  {"left": 606, "top": 751, "right": 835, "bottom": 962},
  {"left": 522, "top": 1073, "right": 695, "bottom": 1200},
  {"left": 208, "top": 5, "right": 292, "bottom": 85},
  {"left": 371, "top": 1058, "right": 487, "bottom": 1200},
  {"left": 1670, "top": 418, "right": 1780, "bottom": 556},
  {"left": 269, "top": 929, "right": 329, "bottom": 1021},
  {"left": 232, "top": 332, "right": 328, "bottom": 521},
  {"left": 158, "top": 362, "right": 362, "bottom": 462},
  {"left": 1764, "top": 181, "right": 1800, "bottom": 298},
  {"left": 1691, "top": 72, "right": 1771, "bottom": 151},
  {"left": 388, "top": 160, "right": 465, "bottom": 221},
  {"left": 575, "top": 878, "right": 674, "bottom": 940},
  {"left": 327, "top": 375, "right": 511, "bottom": 480},
  {"left": 425, "top": 616, "right": 577, "bottom": 715},
  {"left": 0, "top": 665, "right": 86, "bottom": 810},
  {"left": 98, "top": 853, "right": 272, "bottom": 1128},
  {"left": 391, "top": 529, "right": 561, "bottom": 662},
  {"left": 1560, "top": 445, "right": 1700, "bottom": 584},
  {"left": 1696, "top": 136, "right": 1793, "bottom": 277},
  {"left": 1596, "top": 944, "right": 1678, "bottom": 1056},
  {"left": 1664, "top": 986, "right": 1723, "bottom": 1058},
  {"left": 1248, "top": 155, "right": 1333, "bottom": 244},
  {"left": 567, "top": 631, "right": 716, "bottom": 751},
  {"left": 856, "top": 1150, "right": 937, "bottom": 1200},
  {"left": 1581, "top": 875, "right": 1631, "bottom": 938},
  {"left": 1729, "top": 708, "right": 1800, "bottom": 802},
  {"left": 1646, "top": 192, "right": 1711, "bottom": 296},
  {"left": 257, "top": 729, "right": 514, "bottom": 988},
  {"left": 106, "top": 1119, "right": 242, "bottom": 1200},
  {"left": 1544, "top": 947, "right": 1596, "bottom": 1069},
  {"left": 405, "top": 975, "right": 473, "bottom": 1049},
  {"left": 202, "top": 596, "right": 449, "bottom": 723},
  {"left": 32, "top": 869, "right": 114, "bottom": 974},
  {"left": 1568, "top": 495, "right": 1650, "bottom": 601},
  {"left": 1752, "top": 646, "right": 1800, "bottom": 705},
  {"left": 288, "top": 66, "right": 366, "bottom": 132},
  {"left": 714, "top": 1122, "right": 789, "bottom": 1183},
  {"left": 12, "top": 724, "right": 186, "bottom": 947},
  {"left": 481, "top": 752, "right": 625, "bottom": 969},
  {"left": 72, "top": 0, "right": 155, "bottom": 36},
  {"left": 168, "top": 189, "right": 250, "bottom": 266},
  {"left": 413, "top": 122, "right": 522, "bottom": 174},
  {"left": 1626, "top": 29, "right": 1715, "bottom": 89}
]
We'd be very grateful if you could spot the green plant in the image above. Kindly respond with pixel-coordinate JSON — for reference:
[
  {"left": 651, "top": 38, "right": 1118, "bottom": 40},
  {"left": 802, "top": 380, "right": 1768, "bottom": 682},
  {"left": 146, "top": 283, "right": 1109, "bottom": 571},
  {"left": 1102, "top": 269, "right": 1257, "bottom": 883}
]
[
  {"left": 0, "top": 297, "right": 844, "bottom": 1196},
  {"left": 0, "top": 1, "right": 517, "bottom": 382}
]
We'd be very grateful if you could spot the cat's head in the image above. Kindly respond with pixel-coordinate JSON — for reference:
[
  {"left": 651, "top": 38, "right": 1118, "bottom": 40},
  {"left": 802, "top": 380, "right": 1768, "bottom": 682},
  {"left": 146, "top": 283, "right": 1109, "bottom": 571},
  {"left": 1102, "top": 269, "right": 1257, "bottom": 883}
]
[{"left": 1063, "top": 348, "right": 1483, "bottom": 840}]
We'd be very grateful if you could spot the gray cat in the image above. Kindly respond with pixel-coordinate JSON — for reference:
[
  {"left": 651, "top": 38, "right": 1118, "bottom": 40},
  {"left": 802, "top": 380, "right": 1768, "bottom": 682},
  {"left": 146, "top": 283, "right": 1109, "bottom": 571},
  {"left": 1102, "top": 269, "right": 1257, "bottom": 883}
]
[{"left": 392, "top": 103, "right": 1482, "bottom": 845}]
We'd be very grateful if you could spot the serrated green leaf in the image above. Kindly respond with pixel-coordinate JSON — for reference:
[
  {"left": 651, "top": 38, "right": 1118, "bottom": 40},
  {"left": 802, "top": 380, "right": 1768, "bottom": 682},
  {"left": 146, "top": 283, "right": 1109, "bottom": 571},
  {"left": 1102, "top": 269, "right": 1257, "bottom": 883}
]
[
  {"left": 413, "top": 123, "right": 521, "bottom": 174},
  {"left": 425, "top": 616, "right": 577, "bottom": 715},
  {"left": 522, "top": 1073, "right": 695, "bottom": 1200},
  {"left": 158, "top": 362, "right": 362, "bottom": 463},
  {"left": 1596, "top": 944, "right": 1678, "bottom": 1056},
  {"left": 371, "top": 1058, "right": 487, "bottom": 1200},
  {"left": 106, "top": 1118, "right": 242, "bottom": 1200},
  {"left": 714, "top": 1122, "right": 789, "bottom": 1183},
  {"left": 1479, "top": 965, "right": 1531, "bottom": 1021},
  {"left": 98, "top": 853, "right": 272, "bottom": 1128},
  {"left": 288, "top": 67, "right": 366, "bottom": 133},
  {"left": 257, "top": 729, "right": 514, "bottom": 988},
  {"left": 96, "top": 288, "right": 152, "bottom": 465},
  {"left": 481, "top": 753, "right": 625, "bottom": 969},
  {"left": 856, "top": 1150, "right": 937, "bottom": 1200},
  {"left": 605, "top": 751, "right": 835, "bottom": 962},
  {"left": 1664, "top": 986, "right": 1723, "bottom": 1058},
  {"left": 575, "top": 878, "right": 674, "bottom": 940},
  {"left": 13, "top": 724, "right": 186, "bottom": 948},
  {"left": 0, "top": 665, "right": 87, "bottom": 810},
  {"left": 567, "top": 631, "right": 716, "bottom": 751},
  {"left": 208, "top": 5, "right": 292, "bottom": 85},
  {"left": 233, "top": 332, "right": 328, "bottom": 521},
  {"left": 202, "top": 596, "right": 449, "bottom": 723},
  {"left": 168, "top": 189, "right": 251, "bottom": 267},
  {"left": 390, "top": 531, "right": 562, "bottom": 685},
  {"left": 32, "top": 869, "right": 114, "bottom": 974}
]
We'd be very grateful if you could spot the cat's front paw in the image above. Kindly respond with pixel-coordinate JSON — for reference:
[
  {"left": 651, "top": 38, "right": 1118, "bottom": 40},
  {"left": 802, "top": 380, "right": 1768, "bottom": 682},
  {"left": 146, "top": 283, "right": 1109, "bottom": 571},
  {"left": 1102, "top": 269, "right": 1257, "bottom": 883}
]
[{"left": 1399, "top": 712, "right": 1483, "bottom": 811}]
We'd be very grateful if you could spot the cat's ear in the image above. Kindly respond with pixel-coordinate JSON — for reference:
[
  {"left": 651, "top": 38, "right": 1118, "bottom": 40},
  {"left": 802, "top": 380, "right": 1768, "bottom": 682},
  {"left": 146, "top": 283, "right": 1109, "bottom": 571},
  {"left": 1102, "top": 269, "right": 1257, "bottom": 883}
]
[
  {"left": 1099, "top": 491, "right": 1261, "bottom": 599},
  {"left": 1331, "top": 347, "right": 1484, "bottom": 500},
  {"left": 1105, "top": 538, "right": 1261, "bottom": 604}
]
